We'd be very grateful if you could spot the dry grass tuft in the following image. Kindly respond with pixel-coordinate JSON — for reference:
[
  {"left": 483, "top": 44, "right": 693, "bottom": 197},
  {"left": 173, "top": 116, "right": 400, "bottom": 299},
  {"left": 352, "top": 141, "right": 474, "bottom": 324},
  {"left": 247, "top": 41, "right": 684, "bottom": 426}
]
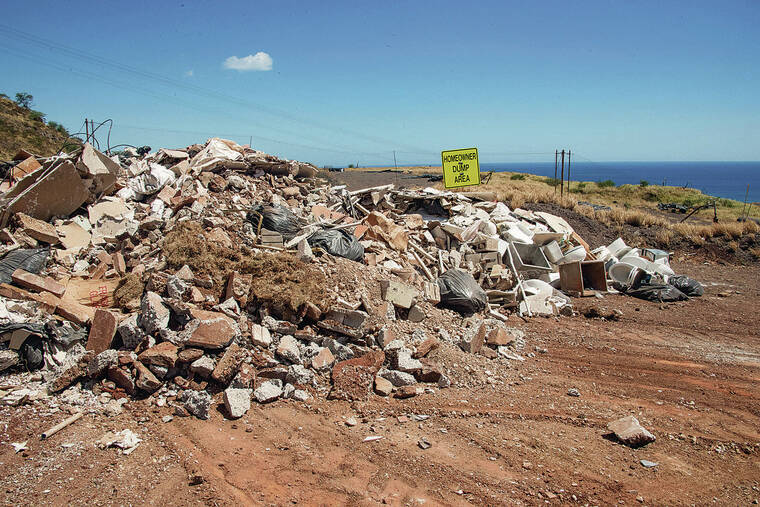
[
  {"left": 113, "top": 273, "right": 145, "bottom": 310},
  {"left": 163, "top": 221, "right": 327, "bottom": 316}
]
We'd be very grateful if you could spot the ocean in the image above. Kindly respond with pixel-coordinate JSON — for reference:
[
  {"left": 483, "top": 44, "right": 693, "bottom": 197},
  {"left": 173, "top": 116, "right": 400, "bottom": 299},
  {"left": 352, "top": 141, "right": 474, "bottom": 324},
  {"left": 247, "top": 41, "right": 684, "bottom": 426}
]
[{"left": 477, "top": 161, "right": 760, "bottom": 203}]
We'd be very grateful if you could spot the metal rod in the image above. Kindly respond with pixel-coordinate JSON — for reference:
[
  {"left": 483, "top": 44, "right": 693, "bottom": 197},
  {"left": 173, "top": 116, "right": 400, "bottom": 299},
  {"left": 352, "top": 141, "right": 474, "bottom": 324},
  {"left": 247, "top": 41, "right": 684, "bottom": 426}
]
[
  {"left": 567, "top": 150, "right": 571, "bottom": 193},
  {"left": 560, "top": 150, "right": 565, "bottom": 198},
  {"left": 742, "top": 184, "right": 750, "bottom": 219},
  {"left": 554, "top": 150, "right": 558, "bottom": 194}
]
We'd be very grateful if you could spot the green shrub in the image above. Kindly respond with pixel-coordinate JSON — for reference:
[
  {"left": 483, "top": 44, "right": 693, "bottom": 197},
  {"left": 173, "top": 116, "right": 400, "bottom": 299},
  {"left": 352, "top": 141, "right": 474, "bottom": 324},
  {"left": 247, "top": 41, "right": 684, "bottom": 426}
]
[
  {"left": 544, "top": 177, "right": 561, "bottom": 187},
  {"left": 510, "top": 173, "right": 526, "bottom": 180},
  {"left": 576, "top": 182, "right": 587, "bottom": 192},
  {"left": 639, "top": 180, "right": 649, "bottom": 187},
  {"left": 14, "top": 92, "right": 33, "bottom": 109},
  {"left": 598, "top": 179, "right": 615, "bottom": 188},
  {"left": 28, "top": 110, "right": 46, "bottom": 122},
  {"left": 347, "top": 164, "right": 355, "bottom": 168}
]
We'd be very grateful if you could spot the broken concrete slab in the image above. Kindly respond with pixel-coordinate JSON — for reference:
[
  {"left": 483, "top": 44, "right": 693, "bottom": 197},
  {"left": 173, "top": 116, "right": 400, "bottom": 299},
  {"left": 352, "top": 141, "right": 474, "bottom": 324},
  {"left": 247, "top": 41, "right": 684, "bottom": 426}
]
[
  {"left": 223, "top": 387, "right": 252, "bottom": 419},
  {"left": 380, "top": 280, "right": 417, "bottom": 309},
  {"left": 0, "top": 161, "right": 90, "bottom": 228},
  {"left": 16, "top": 213, "right": 59, "bottom": 244},
  {"left": 86, "top": 309, "right": 118, "bottom": 354}
]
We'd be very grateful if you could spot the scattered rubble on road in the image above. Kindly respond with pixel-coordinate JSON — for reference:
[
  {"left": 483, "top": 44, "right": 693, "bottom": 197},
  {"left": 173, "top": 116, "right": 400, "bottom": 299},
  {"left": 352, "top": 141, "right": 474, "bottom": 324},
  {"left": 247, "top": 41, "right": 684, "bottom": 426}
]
[{"left": 0, "top": 138, "right": 702, "bottom": 440}]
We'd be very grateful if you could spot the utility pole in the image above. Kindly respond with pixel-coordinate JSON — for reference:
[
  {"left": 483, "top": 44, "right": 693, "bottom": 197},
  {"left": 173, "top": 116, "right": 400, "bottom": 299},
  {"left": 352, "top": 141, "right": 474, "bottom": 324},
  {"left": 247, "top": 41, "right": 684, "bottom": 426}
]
[
  {"left": 554, "top": 150, "right": 558, "bottom": 194},
  {"left": 560, "top": 150, "right": 565, "bottom": 198},
  {"left": 567, "top": 150, "right": 571, "bottom": 193},
  {"left": 393, "top": 150, "right": 397, "bottom": 169},
  {"left": 249, "top": 136, "right": 252, "bottom": 147},
  {"left": 85, "top": 118, "right": 89, "bottom": 143}
]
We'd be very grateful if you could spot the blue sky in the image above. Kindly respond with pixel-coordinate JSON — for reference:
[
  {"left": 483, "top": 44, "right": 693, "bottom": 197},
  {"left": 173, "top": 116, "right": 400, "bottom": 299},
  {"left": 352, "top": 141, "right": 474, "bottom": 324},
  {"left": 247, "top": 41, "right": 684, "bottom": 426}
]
[{"left": 1, "top": 1, "right": 758, "bottom": 166}]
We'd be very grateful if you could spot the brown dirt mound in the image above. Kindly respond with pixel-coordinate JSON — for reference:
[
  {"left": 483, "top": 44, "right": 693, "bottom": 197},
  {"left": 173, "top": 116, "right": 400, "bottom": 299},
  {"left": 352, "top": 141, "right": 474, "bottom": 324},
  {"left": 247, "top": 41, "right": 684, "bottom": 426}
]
[{"left": 162, "top": 222, "right": 242, "bottom": 284}]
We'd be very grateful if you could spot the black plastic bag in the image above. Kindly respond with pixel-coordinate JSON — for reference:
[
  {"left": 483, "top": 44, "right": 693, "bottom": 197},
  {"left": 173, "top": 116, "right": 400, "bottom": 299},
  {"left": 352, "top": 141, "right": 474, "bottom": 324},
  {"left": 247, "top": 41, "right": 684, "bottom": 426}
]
[
  {"left": 307, "top": 229, "right": 364, "bottom": 262},
  {"left": 248, "top": 204, "right": 301, "bottom": 240},
  {"left": 436, "top": 269, "right": 488, "bottom": 314},
  {"left": 0, "top": 248, "right": 48, "bottom": 284},
  {"left": 626, "top": 283, "right": 688, "bottom": 302},
  {"left": 19, "top": 335, "right": 44, "bottom": 371},
  {"left": 667, "top": 275, "right": 704, "bottom": 297}
]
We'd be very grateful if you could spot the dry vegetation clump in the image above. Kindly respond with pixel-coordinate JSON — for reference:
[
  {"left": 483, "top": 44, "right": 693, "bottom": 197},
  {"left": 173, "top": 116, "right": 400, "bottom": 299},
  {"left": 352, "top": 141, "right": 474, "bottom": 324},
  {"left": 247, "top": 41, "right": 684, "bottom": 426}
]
[
  {"left": 162, "top": 222, "right": 242, "bottom": 284},
  {"left": 162, "top": 221, "right": 327, "bottom": 316},
  {"left": 113, "top": 273, "right": 145, "bottom": 310},
  {"left": 239, "top": 253, "right": 328, "bottom": 316}
]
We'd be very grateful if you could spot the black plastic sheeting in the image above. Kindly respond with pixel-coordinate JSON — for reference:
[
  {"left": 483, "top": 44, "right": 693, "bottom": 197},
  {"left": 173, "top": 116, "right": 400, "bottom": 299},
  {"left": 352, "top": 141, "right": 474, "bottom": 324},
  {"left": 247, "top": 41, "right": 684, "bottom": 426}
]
[
  {"left": 436, "top": 269, "right": 488, "bottom": 314},
  {"left": 626, "top": 283, "right": 689, "bottom": 302},
  {"left": 307, "top": 229, "right": 364, "bottom": 262},
  {"left": 0, "top": 248, "right": 48, "bottom": 284},
  {"left": 0, "top": 323, "right": 47, "bottom": 371},
  {"left": 667, "top": 275, "right": 704, "bottom": 297},
  {"left": 248, "top": 204, "right": 302, "bottom": 240}
]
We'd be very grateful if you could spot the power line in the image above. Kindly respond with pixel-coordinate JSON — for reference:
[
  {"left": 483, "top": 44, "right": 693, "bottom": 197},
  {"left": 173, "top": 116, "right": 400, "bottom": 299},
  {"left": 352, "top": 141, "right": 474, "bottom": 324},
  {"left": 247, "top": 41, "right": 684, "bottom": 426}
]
[
  {"left": 0, "top": 24, "right": 432, "bottom": 154},
  {"left": 0, "top": 43, "right": 392, "bottom": 159}
]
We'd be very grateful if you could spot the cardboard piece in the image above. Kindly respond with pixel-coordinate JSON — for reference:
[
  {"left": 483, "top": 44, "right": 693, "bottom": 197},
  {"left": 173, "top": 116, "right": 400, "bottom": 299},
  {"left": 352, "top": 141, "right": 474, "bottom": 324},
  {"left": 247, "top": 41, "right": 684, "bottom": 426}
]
[{"left": 62, "top": 277, "right": 120, "bottom": 309}]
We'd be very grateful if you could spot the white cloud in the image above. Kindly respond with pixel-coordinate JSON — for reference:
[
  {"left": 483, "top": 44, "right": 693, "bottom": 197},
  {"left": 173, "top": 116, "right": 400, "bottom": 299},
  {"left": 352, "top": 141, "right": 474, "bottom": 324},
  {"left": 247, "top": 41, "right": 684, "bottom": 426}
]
[
  {"left": 223, "top": 52, "right": 273, "bottom": 71},
  {"left": 184, "top": 69, "right": 194, "bottom": 77}
]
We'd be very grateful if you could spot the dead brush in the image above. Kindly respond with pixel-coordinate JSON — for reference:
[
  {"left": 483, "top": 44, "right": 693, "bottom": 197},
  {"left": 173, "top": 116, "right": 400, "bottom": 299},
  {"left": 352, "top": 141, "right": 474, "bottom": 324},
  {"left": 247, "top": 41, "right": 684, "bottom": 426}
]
[{"left": 655, "top": 228, "right": 674, "bottom": 247}]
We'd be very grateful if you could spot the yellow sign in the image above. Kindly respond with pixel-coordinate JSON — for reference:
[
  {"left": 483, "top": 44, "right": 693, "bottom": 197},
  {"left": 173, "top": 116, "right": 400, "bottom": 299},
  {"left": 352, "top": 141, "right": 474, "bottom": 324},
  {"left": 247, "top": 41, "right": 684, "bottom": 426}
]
[{"left": 441, "top": 148, "right": 480, "bottom": 188}]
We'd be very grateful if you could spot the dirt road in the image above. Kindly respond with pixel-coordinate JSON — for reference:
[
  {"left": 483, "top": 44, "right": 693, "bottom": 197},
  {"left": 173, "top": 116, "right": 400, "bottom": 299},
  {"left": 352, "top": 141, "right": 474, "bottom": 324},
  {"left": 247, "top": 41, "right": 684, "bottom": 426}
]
[{"left": 1, "top": 260, "right": 758, "bottom": 506}]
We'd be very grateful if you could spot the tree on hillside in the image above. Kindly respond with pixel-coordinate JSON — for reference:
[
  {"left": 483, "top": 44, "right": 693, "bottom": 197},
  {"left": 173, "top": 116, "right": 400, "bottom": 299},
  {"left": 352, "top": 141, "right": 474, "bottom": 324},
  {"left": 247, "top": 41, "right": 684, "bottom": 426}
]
[{"left": 14, "top": 92, "right": 33, "bottom": 109}]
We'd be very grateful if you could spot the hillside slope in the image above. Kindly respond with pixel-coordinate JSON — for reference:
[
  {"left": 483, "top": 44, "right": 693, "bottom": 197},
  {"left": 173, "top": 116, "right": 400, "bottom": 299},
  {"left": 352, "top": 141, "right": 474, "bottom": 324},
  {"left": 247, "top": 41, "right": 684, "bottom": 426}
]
[{"left": 0, "top": 96, "right": 74, "bottom": 160}]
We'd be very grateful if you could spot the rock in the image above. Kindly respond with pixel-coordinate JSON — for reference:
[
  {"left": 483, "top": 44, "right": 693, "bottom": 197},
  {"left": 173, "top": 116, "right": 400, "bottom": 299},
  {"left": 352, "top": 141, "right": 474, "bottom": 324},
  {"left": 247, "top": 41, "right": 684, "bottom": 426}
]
[
  {"left": 148, "top": 364, "right": 168, "bottom": 379},
  {"left": 282, "top": 383, "right": 295, "bottom": 399},
  {"left": 323, "top": 338, "right": 353, "bottom": 361},
  {"left": 374, "top": 375, "right": 393, "bottom": 396},
  {"left": 137, "top": 342, "right": 178, "bottom": 369},
  {"left": 392, "top": 348, "right": 423, "bottom": 373},
  {"left": 184, "top": 316, "right": 237, "bottom": 349},
  {"left": 225, "top": 272, "right": 252, "bottom": 307},
  {"left": 175, "top": 265, "right": 194, "bottom": 281},
  {"left": 414, "top": 359, "right": 443, "bottom": 383},
  {"left": 11, "top": 269, "right": 66, "bottom": 297},
  {"left": 211, "top": 343, "right": 246, "bottom": 384},
  {"left": 310, "top": 347, "right": 334, "bottom": 371},
  {"left": 407, "top": 304, "right": 426, "bottom": 322},
  {"left": 607, "top": 416, "right": 656, "bottom": 447},
  {"left": 87, "top": 349, "right": 118, "bottom": 378},
  {"left": 297, "top": 239, "right": 313, "bottom": 262},
  {"left": 254, "top": 379, "right": 283, "bottom": 403},
  {"left": 302, "top": 301, "right": 321, "bottom": 320},
  {"left": 16, "top": 213, "right": 59, "bottom": 244},
  {"left": 230, "top": 363, "right": 256, "bottom": 389},
  {"left": 376, "top": 327, "right": 396, "bottom": 349},
  {"left": 189, "top": 356, "right": 216, "bottom": 378},
  {"left": 395, "top": 385, "right": 421, "bottom": 399},
  {"left": 139, "top": 291, "right": 170, "bottom": 334},
  {"left": 459, "top": 321, "right": 486, "bottom": 354},
  {"left": 0, "top": 349, "right": 19, "bottom": 373},
  {"left": 412, "top": 338, "right": 439, "bottom": 359},
  {"left": 250, "top": 323, "right": 272, "bottom": 347},
  {"left": 117, "top": 314, "right": 145, "bottom": 350},
  {"left": 178, "top": 347, "right": 204, "bottom": 363},
  {"left": 48, "top": 363, "right": 84, "bottom": 393},
  {"left": 166, "top": 276, "right": 189, "bottom": 300},
  {"left": 223, "top": 387, "right": 252, "bottom": 419},
  {"left": 567, "top": 388, "right": 581, "bottom": 397},
  {"left": 286, "top": 364, "right": 314, "bottom": 386},
  {"left": 215, "top": 297, "right": 239, "bottom": 317},
  {"left": 107, "top": 366, "right": 135, "bottom": 394},
  {"left": 380, "top": 369, "right": 417, "bottom": 387},
  {"left": 292, "top": 389, "right": 310, "bottom": 402},
  {"left": 379, "top": 280, "right": 417, "bottom": 309},
  {"left": 86, "top": 309, "right": 118, "bottom": 354},
  {"left": 134, "top": 361, "right": 162, "bottom": 392},
  {"left": 183, "top": 390, "right": 212, "bottom": 419},
  {"left": 329, "top": 350, "right": 385, "bottom": 401},
  {"left": 276, "top": 335, "right": 301, "bottom": 364}
]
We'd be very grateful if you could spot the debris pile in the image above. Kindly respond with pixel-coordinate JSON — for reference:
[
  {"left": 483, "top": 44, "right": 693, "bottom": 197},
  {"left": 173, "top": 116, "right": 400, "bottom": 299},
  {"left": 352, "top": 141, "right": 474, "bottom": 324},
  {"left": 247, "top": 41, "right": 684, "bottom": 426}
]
[{"left": 0, "top": 138, "right": 702, "bottom": 420}]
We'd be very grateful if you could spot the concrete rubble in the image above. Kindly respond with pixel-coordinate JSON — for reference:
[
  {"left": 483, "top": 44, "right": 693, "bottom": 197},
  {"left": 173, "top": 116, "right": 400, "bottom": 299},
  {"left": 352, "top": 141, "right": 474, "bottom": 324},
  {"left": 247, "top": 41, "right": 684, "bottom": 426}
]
[{"left": 0, "top": 137, "right": 701, "bottom": 427}]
